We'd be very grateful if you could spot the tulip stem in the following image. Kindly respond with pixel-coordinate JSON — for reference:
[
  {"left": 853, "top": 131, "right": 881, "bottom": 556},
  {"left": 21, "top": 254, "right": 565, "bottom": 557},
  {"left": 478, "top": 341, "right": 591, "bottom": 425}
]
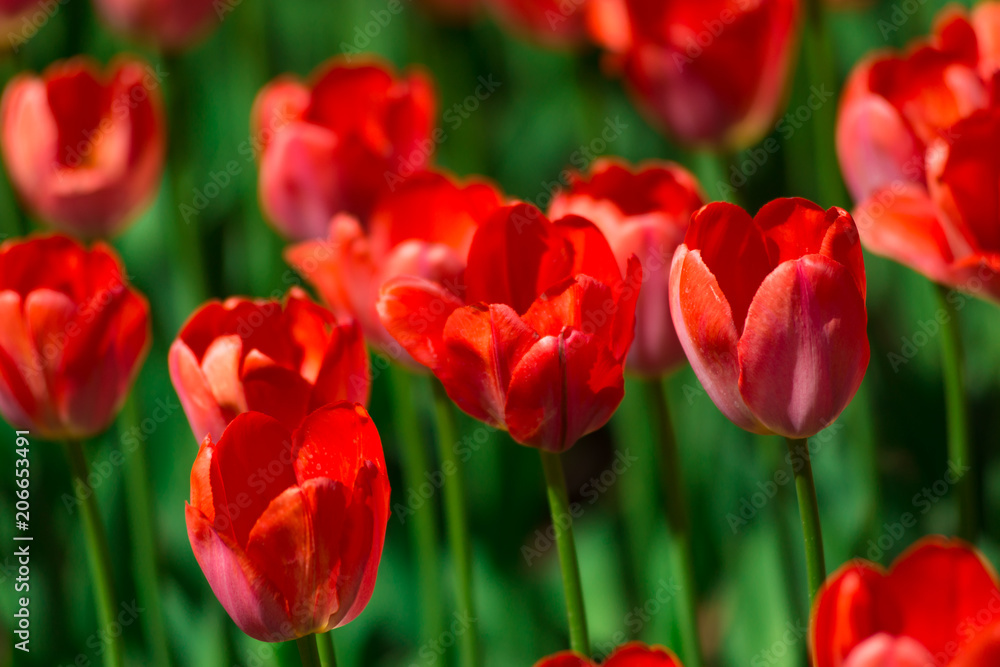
[
  {"left": 934, "top": 284, "right": 976, "bottom": 541},
  {"left": 64, "top": 439, "right": 124, "bottom": 667},
  {"left": 296, "top": 635, "right": 322, "bottom": 667},
  {"left": 120, "top": 398, "right": 172, "bottom": 667},
  {"left": 642, "top": 378, "right": 703, "bottom": 667},
  {"left": 430, "top": 381, "right": 478, "bottom": 667},
  {"left": 785, "top": 437, "right": 826, "bottom": 606},
  {"left": 388, "top": 365, "right": 445, "bottom": 660},
  {"left": 317, "top": 631, "right": 338, "bottom": 667},
  {"left": 539, "top": 450, "right": 590, "bottom": 656}
]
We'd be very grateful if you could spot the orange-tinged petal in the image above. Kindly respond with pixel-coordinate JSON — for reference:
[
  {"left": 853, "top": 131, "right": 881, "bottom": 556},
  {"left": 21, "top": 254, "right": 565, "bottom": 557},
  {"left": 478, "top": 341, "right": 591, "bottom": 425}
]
[{"left": 377, "top": 275, "right": 464, "bottom": 370}]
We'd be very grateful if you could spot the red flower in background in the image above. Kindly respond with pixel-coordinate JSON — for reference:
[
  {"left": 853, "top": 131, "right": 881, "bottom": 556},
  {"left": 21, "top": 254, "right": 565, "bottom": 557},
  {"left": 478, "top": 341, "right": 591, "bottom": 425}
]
[
  {"left": 484, "top": 0, "right": 587, "bottom": 46},
  {"left": 378, "top": 203, "right": 640, "bottom": 452},
  {"left": 0, "top": 56, "right": 165, "bottom": 237},
  {"left": 811, "top": 537, "right": 1000, "bottom": 667},
  {"left": 286, "top": 169, "right": 503, "bottom": 365},
  {"left": 549, "top": 158, "right": 704, "bottom": 376},
  {"left": 253, "top": 57, "right": 437, "bottom": 240},
  {"left": 589, "top": 0, "right": 801, "bottom": 149},
  {"left": 186, "top": 404, "right": 390, "bottom": 642},
  {"left": 838, "top": 5, "right": 1000, "bottom": 302},
  {"left": 535, "top": 642, "right": 683, "bottom": 666},
  {"left": 92, "top": 0, "right": 222, "bottom": 51},
  {"left": 669, "top": 198, "right": 868, "bottom": 438},
  {"left": 169, "top": 289, "right": 369, "bottom": 444},
  {"left": 0, "top": 235, "right": 150, "bottom": 440}
]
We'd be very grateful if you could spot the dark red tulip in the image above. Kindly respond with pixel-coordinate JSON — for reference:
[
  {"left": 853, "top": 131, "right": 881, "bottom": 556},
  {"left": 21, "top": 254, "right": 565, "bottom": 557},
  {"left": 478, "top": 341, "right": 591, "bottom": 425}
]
[
  {"left": 0, "top": 234, "right": 150, "bottom": 439},
  {"left": 549, "top": 158, "right": 704, "bottom": 376},
  {"left": 0, "top": 56, "right": 165, "bottom": 237},
  {"left": 669, "top": 198, "right": 868, "bottom": 438},
  {"left": 169, "top": 289, "right": 369, "bottom": 444},
  {"left": 186, "top": 403, "right": 390, "bottom": 642},
  {"left": 377, "top": 203, "right": 640, "bottom": 452},
  {"left": 812, "top": 537, "right": 1000, "bottom": 667},
  {"left": 484, "top": 0, "right": 587, "bottom": 46},
  {"left": 286, "top": 169, "right": 503, "bottom": 364},
  {"left": 92, "top": 0, "right": 221, "bottom": 50},
  {"left": 253, "top": 57, "right": 437, "bottom": 240},
  {"left": 535, "top": 642, "right": 683, "bottom": 666},
  {"left": 838, "top": 5, "right": 1000, "bottom": 302},
  {"left": 589, "top": 0, "right": 801, "bottom": 149}
]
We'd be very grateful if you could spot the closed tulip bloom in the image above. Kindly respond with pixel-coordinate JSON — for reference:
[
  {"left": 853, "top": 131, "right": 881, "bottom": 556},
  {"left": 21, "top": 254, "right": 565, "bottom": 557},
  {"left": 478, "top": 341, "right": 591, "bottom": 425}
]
[
  {"left": 286, "top": 169, "right": 502, "bottom": 363},
  {"left": 0, "top": 56, "right": 165, "bottom": 238},
  {"left": 169, "top": 289, "right": 369, "bottom": 444},
  {"left": 92, "top": 0, "right": 221, "bottom": 51},
  {"left": 549, "top": 158, "right": 704, "bottom": 375},
  {"left": 484, "top": 0, "right": 587, "bottom": 46},
  {"left": 253, "top": 57, "right": 437, "bottom": 240},
  {"left": 838, "top": 5, "right": 1000, "bottom": 302},
  {"left": 812, "top": 537, "right": 1000, "bottom": 667},
  {"left": 669, "top": 198, "right": 868, "bottom": 438},
  {"left": 535, "top": 642, "right": 683, "bottom": 666},
  {"left": 186, "top": 403, "right": 390, "bottom": 642},
  {"left": 589, "top": 0, "right": 801, "bottom": 149},
  {"left": 0, "top": 235, "right": 150, "bottom": 440},
  {"left": 378, "top": 203, "right": 641, "bottom": 452}
]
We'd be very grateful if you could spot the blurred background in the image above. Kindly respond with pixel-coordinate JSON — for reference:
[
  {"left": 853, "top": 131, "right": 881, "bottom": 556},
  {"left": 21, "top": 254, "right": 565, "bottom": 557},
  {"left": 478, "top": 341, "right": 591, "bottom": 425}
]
[{"left": 1, "top": 0, "right": 999, "bottom": 665}]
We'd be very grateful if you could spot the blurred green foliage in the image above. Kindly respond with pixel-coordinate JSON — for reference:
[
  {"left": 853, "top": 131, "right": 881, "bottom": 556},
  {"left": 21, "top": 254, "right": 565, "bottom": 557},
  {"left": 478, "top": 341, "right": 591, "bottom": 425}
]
[{"left": 1, "top": 0, "right": 998, "bottom": 665}]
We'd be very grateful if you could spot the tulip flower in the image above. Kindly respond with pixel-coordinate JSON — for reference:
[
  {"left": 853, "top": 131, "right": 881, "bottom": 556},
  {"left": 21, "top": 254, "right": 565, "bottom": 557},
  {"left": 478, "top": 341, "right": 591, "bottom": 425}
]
[
  {"left": 186, "top": 403, "right": 390, "bottom": 642},
  {"left": 812, "top": 537, "right": 1000, "bottom": 667},
  {"left": 169, "top": 288, "right": 369, "bottom": 444},
  {"left": 549, "top": 158, "right": 704, "bottom": 376},
  {"left": 838, "top": 5, "right": 1000, "bottom": 302},
  {"left": 92, "top": 0, "right": 221, "bottom": 51},
  {"left": 535, "top": 643, "right": 683, "bottom": 666},
  {"left": 378, "top": 202, "right": 640, "bottom": 452},
  {"left": 0, "top": 56, "right": 165, "bottom": 238},
  {"left": 669, "top": 197, "right": 869, "bottom": 439},
  {"left": 484, "top": 0, "right": 587, "bottom": 46},
  {"left": 588, "top": 0, "right": 801, "bottom": 149},
  {"left": 286, "top": 169, "right": 503, "bottom": 364},
  {"left": 0, "top": 234, "right": 150, "bottom": 440},
  {"left": 253, "top": 57, "right": 437, "bottom": 240}
]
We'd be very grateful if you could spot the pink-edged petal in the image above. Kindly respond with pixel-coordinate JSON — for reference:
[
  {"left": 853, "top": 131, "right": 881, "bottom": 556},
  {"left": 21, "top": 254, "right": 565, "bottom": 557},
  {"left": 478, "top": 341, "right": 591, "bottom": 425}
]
[
  {"left": 841, "top": 635, "right": 936, "bottom": 667},
  {"left": 738, "top": 255, "right": 869, "bottom": 439},
  {"left": 169, "top": 339, "right": 228, "bottom": 444},
  {"left": 185, "top": 503, "right": 290, "bottom": 642},
  {"left": 669, "top": 245, "right": 766, "bottom": 434},
  {"left": 438, "top": 303, "right": 538, "bottom": 427},
  {"left": 376, "top": 275, "right": 464, "bottom": 370},
  {"left": 201, "top": 335, "right": 248, "bottom": 419}
]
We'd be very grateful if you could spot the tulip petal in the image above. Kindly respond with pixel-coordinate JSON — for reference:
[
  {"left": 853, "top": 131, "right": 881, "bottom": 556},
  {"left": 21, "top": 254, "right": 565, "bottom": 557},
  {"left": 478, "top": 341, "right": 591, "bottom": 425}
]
[
  {"left": 532, "top": 652, "right": 593, "bottom": 667},
  {"left": 169, "top": 339, "right": 228, "bottom": 443},
  {"left": 950, "top": 621, "right": 1000, "bottom": 667},
  {"left": 604, "top": 642, "right": 684, "bottom": 666},
  {"left": 811, "top": 561, "right": 889, "bottom": 667},
  {"left": 308, "top": 319, "right": 370, "bottom": 410},
  {"left": 738, "top": 255, "right": 869, "bottom": 438},
  {"left": 241, "top": 354, "right": 313, "bottom": 433},
  {"left": 201, "top": 335, "right": 249, "bottom": 419},
  {"left": 292, "top": 403, "right": 388, "bottom": 491},
  {"left": 552, "top": 214, "right": 624, "bottom": 290},
  {"left": 669, "top": 245, "right": 766, "bottom": 434},
  {"left": 840, "top": 635, "right": 937, "bottom": 667},
  {"left": 377, "top": 275, "right": 464, "bottom": 370}
]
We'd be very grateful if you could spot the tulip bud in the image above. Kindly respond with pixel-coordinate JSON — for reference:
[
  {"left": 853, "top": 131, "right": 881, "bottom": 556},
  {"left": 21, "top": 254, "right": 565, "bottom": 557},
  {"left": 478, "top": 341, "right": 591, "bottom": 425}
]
[
  {"left": 534, "top": 642, "right": 684, "bottom": 666},
  {"left": 92, "top": 0, "right": 222, "bottom": 51}
]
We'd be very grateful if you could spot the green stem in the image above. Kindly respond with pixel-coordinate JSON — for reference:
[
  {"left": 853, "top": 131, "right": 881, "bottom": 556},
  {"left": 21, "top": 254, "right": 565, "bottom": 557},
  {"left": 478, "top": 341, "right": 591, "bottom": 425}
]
[
  {"left": 317, "top": 631, "right": 338, "bottom": 667},
  {"left": 386, "top": 364, "right": 445, "bottom": 662},
  {"left": 934, "top": 284, "right": 976, "bottom": 541},
  {"left": 120, "top": 399, "right": 171, "bottom": 667},
  {"left": 430, "top": 381, "right": 478, "bottom": 667},
  {"left": 539, "top": 450, "right": 590, "bottom": 656},
  {"left": 64, "top": 439, "right": 124, "bottom": 667},
  {"left": 785, "top": 437, "right": 826, "bottom": 605},
  {"left": 296, "top": 635, "right": 322, "bottom": 667},
  {"left": 641, "top": 378, "right": 703, "bottom": 667}
]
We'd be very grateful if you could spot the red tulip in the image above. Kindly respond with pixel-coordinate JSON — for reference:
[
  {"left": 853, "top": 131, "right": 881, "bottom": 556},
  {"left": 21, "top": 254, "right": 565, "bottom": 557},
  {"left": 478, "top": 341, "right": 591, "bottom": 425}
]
[
  {"left": 253, "top": 57, "right": 437, "bottom": 240},
  {"left": 377, "top": 202, "right": 641, "bottom": 452},
  {"left": 589, "top": 0, "right": 801, "bottom": 149},
  {"left": 286, "top": 169, "right": 503, "bottom": 366},
  {"left": 92, "top": 0, "right": 221, "bottom": 51},
  {"left": 549, "top": 158, "right": 704, "bottom": 376},
  {"left": 535, "top": 642, "right": 683, "bottom": 666},
  {"left": 838, "top": 5, "right": 1000, "bottom": 302},
  {"left": 0, "top": 56, "right": 165, "bottom": 238},
  {"left": 0, "top": 234, "right": 150, "bottom": 440},
  {"left": 484, "top": 0, "right": 587, "bottom": 46},
  {"left": 169, "top": 288, "right": 369, "bottom": 444},
  {"left": 811, "top": 537, "right": 1000, "bottom": 667},
  {"left": 669, "top": 198, "right": 868, "bottom": 438},
  {"left": 185, "top": 403, "right": 390, "bottom": 642}
]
